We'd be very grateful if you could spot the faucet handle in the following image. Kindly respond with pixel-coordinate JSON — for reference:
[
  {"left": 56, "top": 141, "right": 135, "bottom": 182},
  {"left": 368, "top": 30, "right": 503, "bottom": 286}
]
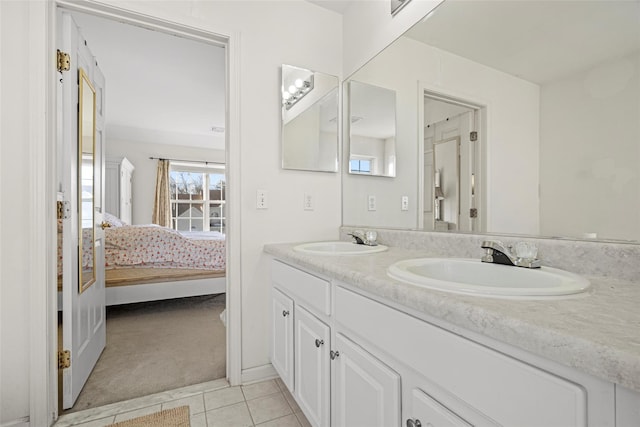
[
  {"left": 365, "top": 230, "right": 378, "bottom": 246},
  {"left": 515, "top": 242, "right": 538, "bottom": 260}
]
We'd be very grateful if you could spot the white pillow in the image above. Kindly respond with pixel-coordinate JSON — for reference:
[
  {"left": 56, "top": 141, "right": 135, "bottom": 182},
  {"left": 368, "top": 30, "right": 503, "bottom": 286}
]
[{"left": 104, "top": 212, "right": 126, "bottom": 227}]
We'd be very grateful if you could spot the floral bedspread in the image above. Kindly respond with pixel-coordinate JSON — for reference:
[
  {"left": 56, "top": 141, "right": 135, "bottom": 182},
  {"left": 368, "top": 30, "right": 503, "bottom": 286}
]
[{"left": 104, "top": 225, "right": 225, "bottom": 271}]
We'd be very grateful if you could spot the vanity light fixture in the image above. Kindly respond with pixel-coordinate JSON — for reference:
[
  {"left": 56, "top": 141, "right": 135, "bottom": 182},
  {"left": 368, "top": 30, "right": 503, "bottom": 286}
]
[
  {"left": 282, "top": 74, "right": 314, "bottom": 110},
  {"left": 211, "top": 126, "right": 225, "bottom": 133}
]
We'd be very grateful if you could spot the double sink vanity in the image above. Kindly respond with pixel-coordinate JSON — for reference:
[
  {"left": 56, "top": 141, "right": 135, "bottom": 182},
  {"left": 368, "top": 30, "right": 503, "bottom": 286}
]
[
  {"left": 264, "top": 230, "right": 640, "bottom": 427},
  {"left": 272, "top": 1, "right": 639, "bottom": 424}
]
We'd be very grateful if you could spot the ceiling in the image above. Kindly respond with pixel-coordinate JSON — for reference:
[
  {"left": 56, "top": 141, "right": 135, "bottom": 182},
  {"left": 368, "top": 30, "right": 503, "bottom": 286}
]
[
  {"left": 404, "top": 0, "right": 640, "bottom": 84},
  {"left": 305, "top": 0, "right": 353, "bottom": 14},
  {"left": 70, "top": 11, "right": 226, "bottom": 150}
]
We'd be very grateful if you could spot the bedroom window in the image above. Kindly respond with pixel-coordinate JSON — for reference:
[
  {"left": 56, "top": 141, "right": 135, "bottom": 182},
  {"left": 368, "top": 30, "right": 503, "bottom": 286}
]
[{"left": 169, "top": 164, "right": 226, "bottom": 233}]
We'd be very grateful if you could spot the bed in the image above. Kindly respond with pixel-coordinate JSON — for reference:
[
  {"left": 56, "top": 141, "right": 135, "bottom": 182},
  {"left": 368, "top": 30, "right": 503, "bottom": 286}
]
[{"left": 59, "top": 213, "right": 226, "bottom": 306}]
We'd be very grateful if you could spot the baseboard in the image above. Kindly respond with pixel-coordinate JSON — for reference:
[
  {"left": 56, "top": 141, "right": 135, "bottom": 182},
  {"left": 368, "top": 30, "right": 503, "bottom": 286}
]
[
  {"left": 241, "top": 363, "right": 278, "bottom": 385},
  {"left": 0, "top": 417, "right": 29, "bottom": 427}
]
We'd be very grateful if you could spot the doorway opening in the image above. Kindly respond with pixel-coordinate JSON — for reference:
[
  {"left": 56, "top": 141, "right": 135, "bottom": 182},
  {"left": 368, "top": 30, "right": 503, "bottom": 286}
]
[
  {"left": 422, "top": 92, "right": 485, "bottom": 233},
  {"left": 56, "top": 5, "right": 231, "bottom": 413}
]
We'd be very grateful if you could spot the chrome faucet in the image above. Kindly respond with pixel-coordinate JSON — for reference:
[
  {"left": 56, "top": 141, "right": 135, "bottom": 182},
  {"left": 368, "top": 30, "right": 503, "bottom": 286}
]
[
  {"left": 348, "top": 230, "right": 378, "bottom": 246},
  {"left": 481, "top": 240, "right": 541, "bottom": 268}
]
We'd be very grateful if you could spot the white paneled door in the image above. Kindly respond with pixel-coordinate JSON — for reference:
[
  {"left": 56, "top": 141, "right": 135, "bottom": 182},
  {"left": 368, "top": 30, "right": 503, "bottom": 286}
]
[
  {"left": 58, "top": 11, "right": 107, "bottom": 409},
  {"left": 295, "top": 305, "right": 331, "bottom": 427},
  {"left": 271, "top": 288, "right": 295, "bottom": 391}
]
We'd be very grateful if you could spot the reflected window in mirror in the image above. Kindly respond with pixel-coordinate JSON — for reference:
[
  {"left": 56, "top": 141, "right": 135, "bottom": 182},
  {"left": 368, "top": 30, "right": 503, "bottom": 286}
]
[
  {"left": 349, "top": 158, "right": 372, "bottom": 175},
  {"left": 348, "top": 81, "right": 397, "bottom": 178},
  {"left": 281, "top": 64, "right": 339, "bottom": 173}
]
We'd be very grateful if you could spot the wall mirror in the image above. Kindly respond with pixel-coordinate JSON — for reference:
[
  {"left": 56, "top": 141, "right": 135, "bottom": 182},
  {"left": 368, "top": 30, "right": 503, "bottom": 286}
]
[
  {"left": 281, "top": 64, "right": 339, "bottom": 172},
  {"left": 348, "top": 81, "right": 397, "bottom": 177},
  {"left": 343, "top": 0, "right": 640, "bottom": 242},
  {"left": 79, "top": 68, "right": 96, "bottom": 292}
]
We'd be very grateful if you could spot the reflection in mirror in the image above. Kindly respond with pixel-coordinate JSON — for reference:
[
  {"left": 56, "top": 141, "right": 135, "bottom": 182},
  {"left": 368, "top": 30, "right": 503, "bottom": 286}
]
[
  {"left": 281, "top": 64, "right": 339, "bottom": 172},
  {"left": 79, "top": 68, "right": 96, "bottom": 292},
  {"left": 424, "top": 95, "right": 480, "bottom": 232},
  {"left": 348, "top": 81, "right": 397, "bottom": 177},
  {"left": 343, "top": 0, "right": 640, "bottom": 242}
]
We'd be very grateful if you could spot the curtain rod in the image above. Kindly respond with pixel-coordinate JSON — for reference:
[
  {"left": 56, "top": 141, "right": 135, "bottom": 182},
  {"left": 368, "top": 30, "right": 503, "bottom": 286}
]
[{"left": 149, "top": 156, "right": 225, "bottom": 166}]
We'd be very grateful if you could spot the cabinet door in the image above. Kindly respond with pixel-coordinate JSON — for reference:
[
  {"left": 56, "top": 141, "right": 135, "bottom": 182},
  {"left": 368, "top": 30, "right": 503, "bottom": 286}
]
[
  {"left": 295, "top": 305, "right": 331, "bottom": 427},
  {"left": 409, "top": 388, "right": 472, "bottom": 427},
  {"left": 333, "top": 333, "right": 401, "bottom": 427},
  {"left": 271, "top": 288, "right": 294, "bottom": 391}
]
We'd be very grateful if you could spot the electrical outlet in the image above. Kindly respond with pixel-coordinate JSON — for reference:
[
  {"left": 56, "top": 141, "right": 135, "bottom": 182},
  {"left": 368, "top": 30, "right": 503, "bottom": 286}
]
[
  {"left": 368, "top": 195, "right": 377, "bottom": 211},
  {"left": 401, "top": 196, "right": 409, "bottom": 211},
  {"left": 304, "top": 193, "right": 314, "bottom": 211},
  {"left": 256, "top": 190, "right": 268, "bottom": 209}
]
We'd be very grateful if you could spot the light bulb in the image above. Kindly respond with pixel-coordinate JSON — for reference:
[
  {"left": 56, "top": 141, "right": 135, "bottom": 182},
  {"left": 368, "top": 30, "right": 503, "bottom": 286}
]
[
  {"left": 283, "top": 91, "right": 291, "bottom": 100},
  {"left": 288, "top": 85, "right": 297, "bottom": 94},
  {"left": 295, "top": 79, "right": 304, "bottom": 88}
]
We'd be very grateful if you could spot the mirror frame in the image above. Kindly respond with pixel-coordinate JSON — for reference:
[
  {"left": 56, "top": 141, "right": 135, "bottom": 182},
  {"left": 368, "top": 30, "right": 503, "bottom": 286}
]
[{"left": 78, "top": 68, "right": 96, "bottom": 293}]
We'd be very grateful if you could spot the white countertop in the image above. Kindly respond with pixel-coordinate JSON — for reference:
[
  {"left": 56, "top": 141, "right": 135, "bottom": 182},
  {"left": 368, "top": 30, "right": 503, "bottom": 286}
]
[{"left": 264, "top": 242, "right": 640, "bottom": 392}]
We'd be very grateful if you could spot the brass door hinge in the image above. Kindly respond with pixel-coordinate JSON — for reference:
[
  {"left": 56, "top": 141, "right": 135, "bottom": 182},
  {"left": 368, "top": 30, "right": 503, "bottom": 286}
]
[
  {"left": 57, "top": 49, "right": 70, "bottom": 72},
  {"left": 470, "top": 208, "right": 478, "bottom": 218},
  {"left": 470, "top": 131, "right": 478, "bottom": 142},
  {"left": 57, "top": 200, "right": 70, "bottom": 220},
  {"left": 58, "top": 350, "right": 71, "bottom": 369}
]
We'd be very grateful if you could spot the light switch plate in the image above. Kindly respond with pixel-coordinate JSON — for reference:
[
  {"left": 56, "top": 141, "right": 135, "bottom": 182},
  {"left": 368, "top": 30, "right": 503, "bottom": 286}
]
[
  {"left": 401, "top": 196, "right": 409, "bottom": 211},
  {"left": 368, "top": 195, "right": 377, "bottom": 211},
  {"left": 304, "top": 193, "right": 314, "bottom": 211},
  {"left": 256, "top": 190, "right": 268, "bottom": 209}
]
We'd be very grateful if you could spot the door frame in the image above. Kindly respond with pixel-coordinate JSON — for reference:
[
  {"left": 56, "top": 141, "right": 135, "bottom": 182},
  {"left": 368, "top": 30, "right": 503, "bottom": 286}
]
[
  {"left": 417, "top": 81, "right": 488, "bottom": 234},
  {"left": 38, "top": 1, "right": 242, "bottom": 423}
]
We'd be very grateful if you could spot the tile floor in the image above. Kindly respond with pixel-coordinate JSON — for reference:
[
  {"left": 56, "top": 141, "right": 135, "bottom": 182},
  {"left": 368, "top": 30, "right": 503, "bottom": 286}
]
[{"left": 54, "top": 377, "right": 311, "bottom": 427}]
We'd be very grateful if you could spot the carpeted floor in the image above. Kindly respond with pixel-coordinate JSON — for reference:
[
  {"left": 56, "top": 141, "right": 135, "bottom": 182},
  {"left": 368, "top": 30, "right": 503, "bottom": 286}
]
[{"left": 64, "top": 294, "right": 226, "bottom": 413}]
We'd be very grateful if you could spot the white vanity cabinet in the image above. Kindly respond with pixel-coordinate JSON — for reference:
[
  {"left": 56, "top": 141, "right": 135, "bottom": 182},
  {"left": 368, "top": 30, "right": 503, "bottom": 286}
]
[
  {"left": 334, "top": 284, "right": 615, "bottom": 427},
  {"left": 271, "top": 260, "right": 400, "bottom": 427},
  {"left": 270, "top": 259, "right": 618, "bottom": 427},
  {"left": 271, "top": 260, "right": 332, "bottom": 427}
]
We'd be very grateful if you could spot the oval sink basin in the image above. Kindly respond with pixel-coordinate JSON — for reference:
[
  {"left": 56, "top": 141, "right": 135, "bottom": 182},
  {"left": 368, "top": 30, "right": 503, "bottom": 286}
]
[
  {"left": 294, "top": 241, "right": 388, "bottom": 255},
  {"left": 387, "top": 258, "right": 590, "bottom": 298}
]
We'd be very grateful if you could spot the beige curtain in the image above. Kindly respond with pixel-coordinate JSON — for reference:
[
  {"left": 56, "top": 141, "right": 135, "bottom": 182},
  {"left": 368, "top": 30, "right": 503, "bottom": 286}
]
[{"left": 152, "top": 159, "right": 172, "bottom": 227}]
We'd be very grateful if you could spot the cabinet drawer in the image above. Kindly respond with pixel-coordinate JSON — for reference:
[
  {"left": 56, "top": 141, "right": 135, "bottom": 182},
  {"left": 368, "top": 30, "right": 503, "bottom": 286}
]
[
  {"left": 272, "top": 260, "right": 331, "bottom": 316},
  {"left": 335, "top": 285, "right": 587, "bottom": 426}
]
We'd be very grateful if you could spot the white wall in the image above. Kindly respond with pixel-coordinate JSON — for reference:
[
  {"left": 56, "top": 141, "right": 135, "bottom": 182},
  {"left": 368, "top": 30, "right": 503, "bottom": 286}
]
[
  {"left": 0, "top": 1, "right": 342, "bottom": 425},
  {"left": 1, "top": 3, "right": 34, "bottom": 424},
  {"left": 342, "top": 36, "right": 540, "bottom": 234},
  {"left": 282, "top": 108, "right": 321, "bottom": 170},
  {"left": 342, "top": 0, "right": 443, "bottom": 78},
  {"left": 106, "top": 139, "right": 225, "bottom": 225},
  {"left": 539, "top": 52, "right": 640, "bottom": 240},
  {"left": 1, "top": 1, "right": 52, "bottom": 425}
]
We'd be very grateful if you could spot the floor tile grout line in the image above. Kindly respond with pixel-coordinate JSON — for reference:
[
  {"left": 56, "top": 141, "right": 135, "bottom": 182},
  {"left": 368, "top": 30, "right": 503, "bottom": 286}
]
[
  {"left": 254, "top": 413, "right": 298, "bottom": 427},
  {"left": 244, "top": 392, "right": 258, "bottom": 427}
]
